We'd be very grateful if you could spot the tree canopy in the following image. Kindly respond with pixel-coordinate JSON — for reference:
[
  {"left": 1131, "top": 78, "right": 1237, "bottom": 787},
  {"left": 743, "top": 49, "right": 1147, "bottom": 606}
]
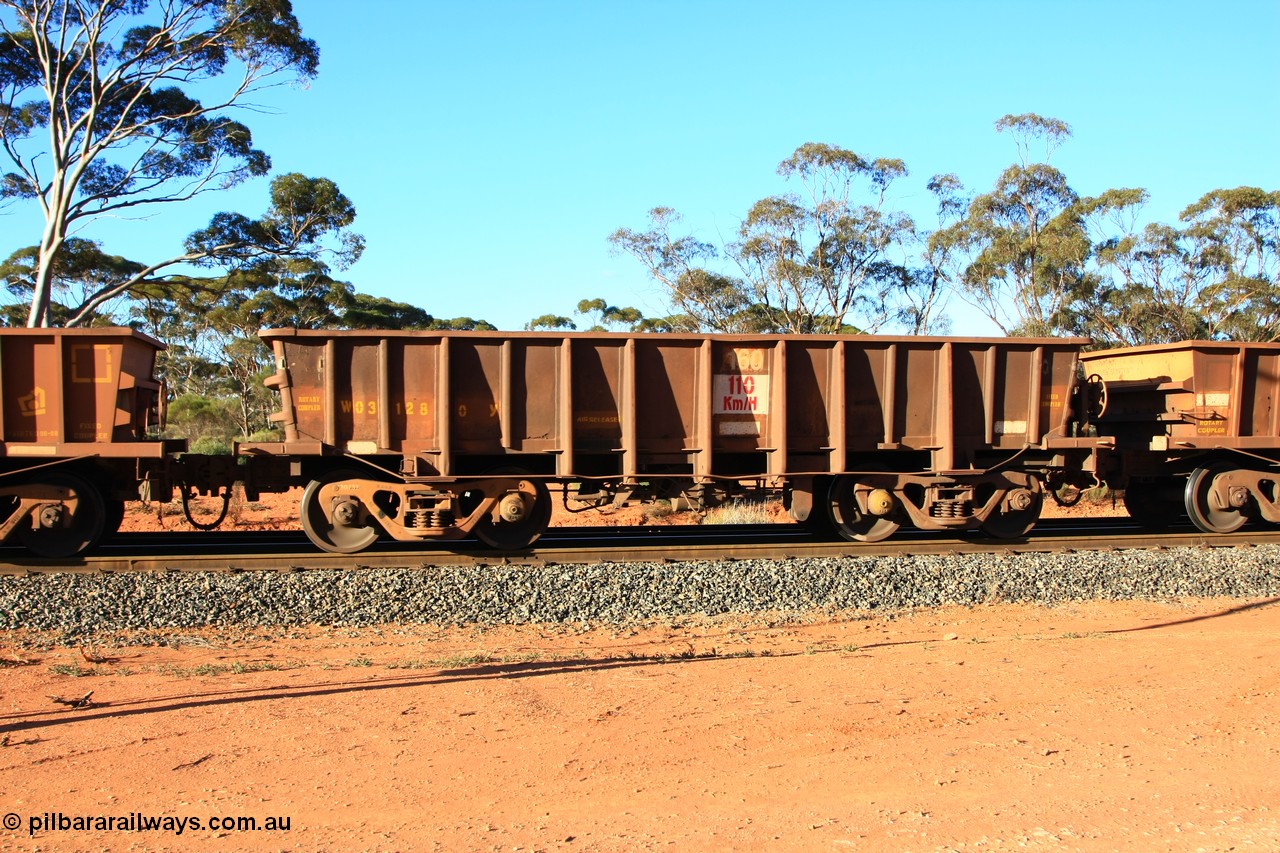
[
  {"left": 611, "top": 143, "right": 958, "bottom": 336},
  {"left": 0, "top": 0, "right": 352, "bottom": 326},
  {"left": 612, "top": 117, "right": 1276, "bottom": 345}
]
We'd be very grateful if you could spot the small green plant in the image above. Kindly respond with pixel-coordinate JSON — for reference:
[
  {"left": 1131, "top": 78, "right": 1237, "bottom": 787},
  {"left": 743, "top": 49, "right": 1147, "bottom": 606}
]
[
  {"left": 347, "top": 655, "right": 373, "bottom": 668},
  {"left": 642, "top": 501, "right": 675, "bottom": 521},
  {"left": 432, "top": 652, "right": 495, "bottom": 668},
  {"left": 188, "top": 436, "right": 233, "bottom": 455},
  {"left": 192, "top": 663, "right": 230, "bottom": 676},
  {"left": 48, "top": 662, "right": 97, "bottom": 677}
]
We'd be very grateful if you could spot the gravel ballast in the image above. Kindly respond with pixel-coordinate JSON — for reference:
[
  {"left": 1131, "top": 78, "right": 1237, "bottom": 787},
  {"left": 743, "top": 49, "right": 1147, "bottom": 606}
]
[{"left": 3, "top": 545, "right": 1279, "bottom": 639}]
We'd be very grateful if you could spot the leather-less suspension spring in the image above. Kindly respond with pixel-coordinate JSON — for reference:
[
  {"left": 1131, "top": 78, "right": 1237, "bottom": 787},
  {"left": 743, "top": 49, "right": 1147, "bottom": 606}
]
[
  {"left": 930, "top": 500, "right": 973, "bottom": 518},
  {"left": 411, "top": 509, "right": 453, "bottom": 529}
]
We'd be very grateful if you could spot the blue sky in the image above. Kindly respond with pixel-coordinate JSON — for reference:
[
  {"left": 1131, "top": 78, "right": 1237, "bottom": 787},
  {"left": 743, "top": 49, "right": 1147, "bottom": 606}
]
[{"left": 11, "top": 0, "right": 1280, "bottom": 332}]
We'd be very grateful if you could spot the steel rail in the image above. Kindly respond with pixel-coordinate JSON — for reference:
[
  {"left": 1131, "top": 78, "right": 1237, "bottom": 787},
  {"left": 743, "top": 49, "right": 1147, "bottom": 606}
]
[{"left": 2, "top": 522, "right": 1278, "bottom": 576}]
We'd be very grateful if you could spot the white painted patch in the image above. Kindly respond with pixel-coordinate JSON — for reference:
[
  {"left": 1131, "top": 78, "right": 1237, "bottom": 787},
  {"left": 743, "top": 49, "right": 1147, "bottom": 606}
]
[
  {"left": 1196, "top": 393, "right": 1230, "bottom": 408},
  {"left": 713, "top": 374, "right": 770, "bottom": 415},
  {"left": 718, "top": 421, "right": 761, "bottom": 436},
  {"left": 995, "top": 420, "right": 1028, "bottom": 435}
]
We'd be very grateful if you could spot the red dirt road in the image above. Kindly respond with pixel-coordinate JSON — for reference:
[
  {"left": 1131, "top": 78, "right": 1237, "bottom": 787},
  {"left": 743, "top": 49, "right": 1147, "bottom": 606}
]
[{"left": 2, "top": 598, "right": 1278, "bottom": 851}]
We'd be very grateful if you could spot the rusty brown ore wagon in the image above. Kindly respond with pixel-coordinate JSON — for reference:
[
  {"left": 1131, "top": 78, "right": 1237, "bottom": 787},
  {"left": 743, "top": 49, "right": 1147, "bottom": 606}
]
[
  {"left": 0, "top": 327, "right": 182, "bottom": 556},
  {"left": 1083, "top": 340, "right": 1280, "bottom": 533},
  {"left": 245, "top": 330, "right": 1105, "bottom": 553}
]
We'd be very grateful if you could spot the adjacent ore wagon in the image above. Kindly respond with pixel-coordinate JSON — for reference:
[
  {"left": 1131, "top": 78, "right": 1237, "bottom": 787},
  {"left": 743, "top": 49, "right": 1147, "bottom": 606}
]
[
  {"left": 249, "top": 330, "right": 1104, "bottom": 553},
  {"left": 0, "top": 327, "right": 179, "bottom": 556},
  {"left": 1083, "top": 340, "right": 1280, "bottom": 533}
]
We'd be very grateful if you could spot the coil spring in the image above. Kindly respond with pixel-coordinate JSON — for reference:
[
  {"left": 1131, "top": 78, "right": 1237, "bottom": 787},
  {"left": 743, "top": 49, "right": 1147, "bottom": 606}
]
[
  {"left": 930, "top": 500, "right": 973, "bottom": 519},
  {"left": 411, "top": 509, "right": 454, "bottom": 530}
]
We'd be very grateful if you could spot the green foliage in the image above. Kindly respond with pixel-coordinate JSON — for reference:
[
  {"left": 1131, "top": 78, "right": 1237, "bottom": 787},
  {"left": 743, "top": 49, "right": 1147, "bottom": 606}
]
[
  {"left": 189, "top": 436, "right": 234, "bottom": 456},
  {"left": 612, "top": 144, "right": 945, "bottom": 334},
  {"left": 526, "top": 314, "right": 576, "bottom": 331},
  {"left": 426, "top": 316, "right": 497, "bottom": 331},
  {"left": 929, "top": 115, "right": 1090, "bottom": 336},
  {"left": 0, "top": 0, "right": 339, "bottom": 327},
  {"left": 994, "top": 113, "right": 1072, "bottom": 165},
  {"left": 165, "top": 394, "right": 241, "bottom": 449},
  {"left": 0, "top": 238, "right": 146, "bottom": 325},
  {"left": 575, "top": 297, "right": 646, "bottom": 331},
  {"left": 1178, "top": 187, "right": 1280, "bottom": 341},
  {"left": 338, "top": 294, "right": 492, "bottom": 331}
]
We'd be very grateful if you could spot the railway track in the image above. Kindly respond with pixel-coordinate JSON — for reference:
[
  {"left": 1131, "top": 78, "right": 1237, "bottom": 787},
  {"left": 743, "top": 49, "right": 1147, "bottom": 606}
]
[{"left": 3, "top": 519, "right": 1278, "bottom": 576}]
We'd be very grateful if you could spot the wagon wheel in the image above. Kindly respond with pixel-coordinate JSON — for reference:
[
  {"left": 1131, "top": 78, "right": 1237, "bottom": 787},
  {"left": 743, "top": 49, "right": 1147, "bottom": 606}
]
[
  {"left": 980, "top": 480, "right": 1043, "bottom": 539},
  {"left": 1184, "top": 464, "right": 1248, "bottom": 534},
  {"left": 473, "top": 472, "right": 552, "bottom": 550},
  {"left": 301, "top": 469, "right": 383, "bottom": 554},
  {"left": 1122, "top": 479, "right": 1184, "bottom": 528},
  {"left": 827, "top": 476, "right": 899, "bottom": 543},
  {"left": 17, "top": 471, "right": 107, "bottom": 558}
]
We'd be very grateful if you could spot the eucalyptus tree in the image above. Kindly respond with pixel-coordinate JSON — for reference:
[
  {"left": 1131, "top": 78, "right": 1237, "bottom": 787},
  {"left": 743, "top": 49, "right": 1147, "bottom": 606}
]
[
  {"left": 1070, "top": 186, "right": 1279, "bottom": 345},
  {"left": 1179, "top": 187, "right": 1280, "bottom": 341},
  {"left": 610, "top": 143, "right": 933, "bottom": 335},
  {"left": 0, "top": 237, "right": 142, "bottom": 324},
  {"left": 574, "top": 297, "right": 648, "bottom": 331},
  {"left": 1072, "top": 189, "right": 1212, "bottom": 345},
  {"left": 608, "top": 206, "right": 755, "bottom": 332},
  {"left": 525, "top": 314, "right": 576, "bottom": 331},
  {"left": 929, "top": 114, "right": 1091, "bottom": 337},
  {"left": 0, "top": 0, "right": 361, "bottom": 327},
  {"left": 731, "top": 142, "right": 921, "bottom": 333}
]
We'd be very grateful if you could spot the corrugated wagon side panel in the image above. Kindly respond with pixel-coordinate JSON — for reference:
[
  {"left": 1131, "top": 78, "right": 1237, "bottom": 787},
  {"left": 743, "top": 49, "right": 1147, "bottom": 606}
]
[
  {"left": 449, "top": 338, "right": 502, "bottom": 451},
  {"left": 844, "top": 343, "right": 891, "bottom": 452},
  {"left": 895, "top": 344, "right": 941, "bottom": 449},
  {"left": 63, "top": 338, "right": 124, "bottom": 442},
  {"left": 334, "top": 340, "right": 383, "bottom": 452},
  {"left": 570, "top": 340, "right": 624, "bottom": 454},
  {"left": 709, "top": 340, "right": 776, "bottom": 450},
  {"left": 274, "top": 337, "right": 327, "bottom": 444},
  {"left": 1241, "top": 348, "right": 1280, "bottom": 439},
  {"left": 785, "top": 339, "right": 839, "bottom": 472},
  {"left": 387, "top": 337, "right": 438, "bottom": 450},
  {"left": 511, "top": 338, "right": 564, "bottom": 452},
  {"left": 634, "top": 338, "right": 703, "bottom": 456},
  {"left": 0, "top": 334, "right": 58, "bottom": 443}
]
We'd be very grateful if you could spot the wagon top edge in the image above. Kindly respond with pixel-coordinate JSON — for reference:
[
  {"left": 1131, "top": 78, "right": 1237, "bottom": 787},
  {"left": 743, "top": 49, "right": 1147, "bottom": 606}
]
[
  {"left": 257, "top": 328, "right": 1092, "bottom": 347},
  {"left": 1079, "top": 340, "right": 1280, "bottom": 360},
  {"left": 0, "top": 326, "right": 166, "bottom": 349}
]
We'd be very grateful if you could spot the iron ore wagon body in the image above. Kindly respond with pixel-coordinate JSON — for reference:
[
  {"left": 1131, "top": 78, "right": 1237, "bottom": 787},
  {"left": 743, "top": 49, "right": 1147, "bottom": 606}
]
[
  {"left": 247, "top": 329, "right": 1103, "bottom": 553},
  {"left": 0, "top": 327, "right": 181, "bottom": 556},
  {"left": 1082, "top": 340, "right": 1280, "bottom": 533}
]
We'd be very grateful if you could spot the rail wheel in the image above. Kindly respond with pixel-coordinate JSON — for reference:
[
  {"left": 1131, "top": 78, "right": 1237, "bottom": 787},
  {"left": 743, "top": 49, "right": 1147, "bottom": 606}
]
[
  {"left": 301, "top": 469, "right": 382, "bottom": 554},
  {"left": 1184, "top": 464, "right": 1248, "bottom": 534},
  {"left": 827, "top": 476, "right": 899, "bottom": 543},
  {"left": 18, "top": 471, "right": 107, "bottom": 558},
  {"left": 980, "top": 479, "right": 1043, "bottom": 539},
  {"left": 473, "top": 473, "right": 552, "bottom": 550},
  {"left": 1122, "top": 479, "right": 1183, "bottom": 528}
]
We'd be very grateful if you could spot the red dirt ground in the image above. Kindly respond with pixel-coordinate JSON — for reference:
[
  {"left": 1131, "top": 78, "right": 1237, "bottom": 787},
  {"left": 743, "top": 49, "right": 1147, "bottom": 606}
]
[{"left": 2, "top": 599, "right": 1277, "bottom": 851}]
